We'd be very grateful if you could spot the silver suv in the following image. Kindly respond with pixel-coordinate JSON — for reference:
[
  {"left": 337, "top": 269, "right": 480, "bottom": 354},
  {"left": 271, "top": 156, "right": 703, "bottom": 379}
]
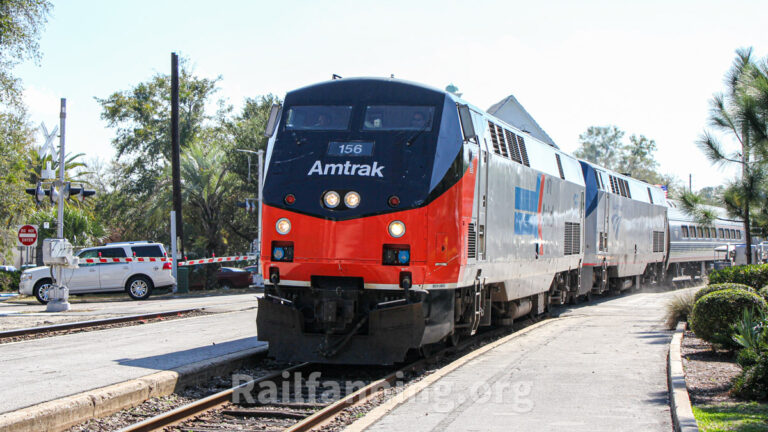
[{"left": 19, "top": 241, "right": 176, "bottom": 304}]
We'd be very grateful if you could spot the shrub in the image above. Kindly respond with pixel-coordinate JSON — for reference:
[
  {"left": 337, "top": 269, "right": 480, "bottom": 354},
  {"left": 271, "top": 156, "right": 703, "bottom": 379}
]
[
  {"left": 760, "top": 286, "right": 768, "bottom": 303},
  {"left": 733, "top": 354, "right": 768, "bottom": 400},
  {"left": 709, "top": 264, "right": 768, "bottom": 289},
  {"left": 664, "top": 291, "right": 696, "bottom": 329},
  {"left": 694, "top": 283, "right": 755, "bottom": 303},
  {"left": 690, "top": 290, "right": 767, "bottom": 348},
  {"left": 738, "top": 348, "right": 761, "bottom": 368},
  {"left": 0, "top": 271, "right": 20, "bottom": 292}
]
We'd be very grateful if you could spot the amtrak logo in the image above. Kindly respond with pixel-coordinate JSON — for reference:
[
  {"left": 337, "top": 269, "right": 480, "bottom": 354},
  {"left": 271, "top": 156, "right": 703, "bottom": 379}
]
[{"left": 307, "top": 160, "right": 384, "bottom": 178}]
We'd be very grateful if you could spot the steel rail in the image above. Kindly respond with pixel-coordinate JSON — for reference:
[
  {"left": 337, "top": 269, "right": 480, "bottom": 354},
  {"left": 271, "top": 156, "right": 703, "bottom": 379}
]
[
  {"left": 117, "top": 363, "right": 312, "bottom": 432},
  {"left": 118, "top": 326, "right": 514, "bottom": 432},
  {"left": 0, "top": 308, "right": 201, "bottom": 338}
]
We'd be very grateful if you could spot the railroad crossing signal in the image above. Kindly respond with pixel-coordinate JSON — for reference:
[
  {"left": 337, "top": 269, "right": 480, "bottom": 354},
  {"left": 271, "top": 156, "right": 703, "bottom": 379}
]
[
  {"left": 237, "top": 198, "right": 258, "bottom": 213},
  {"left": 26, "top": 182, "right": 95, "bottom": 205}
]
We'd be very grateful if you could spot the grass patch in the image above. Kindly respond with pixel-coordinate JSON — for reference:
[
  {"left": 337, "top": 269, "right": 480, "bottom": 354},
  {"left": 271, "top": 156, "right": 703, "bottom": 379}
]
[{"left": 693, "top": 402, "right": 768, "bottom": 431}]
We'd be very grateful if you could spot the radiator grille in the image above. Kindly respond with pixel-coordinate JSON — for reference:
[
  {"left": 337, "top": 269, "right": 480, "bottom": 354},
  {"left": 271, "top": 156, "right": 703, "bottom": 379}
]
[
  {"left": 468, "top": 223, "right": 477, "bottom": 259},
  {"left": 564, "top": 222, "right": 581, "bottom": 255},
  {"left": 653, "top": 231, "right": 665, "bottom": 253}
]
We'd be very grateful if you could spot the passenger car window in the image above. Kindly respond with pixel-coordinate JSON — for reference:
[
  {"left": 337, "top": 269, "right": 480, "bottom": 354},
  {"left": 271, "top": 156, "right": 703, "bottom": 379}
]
[
  {"left": 98, "top": 248, "right": 127, "bottom": 258},
  {"left": 77, "top": 250, "right": 99, "bottom": 267},
  {"left": 131, "top": 245, "right": 164, "bottom": 257},
  {"left": 284, "top": 106, "right": 352, "bottom": 131},
  {"left": 682, "top": 226, "right": 689, "bottom": 238},
  {"left": 362, "top": 105, "right": 435, "bottom": 131}
]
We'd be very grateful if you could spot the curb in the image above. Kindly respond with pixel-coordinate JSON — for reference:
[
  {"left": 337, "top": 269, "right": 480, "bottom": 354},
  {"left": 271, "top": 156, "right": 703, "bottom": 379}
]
[
  {"left": 0, "top": 345, "right": 267, "bottom": 432},
  {"left": 668, "top": 322, "right": 699, "bottom": 432}
]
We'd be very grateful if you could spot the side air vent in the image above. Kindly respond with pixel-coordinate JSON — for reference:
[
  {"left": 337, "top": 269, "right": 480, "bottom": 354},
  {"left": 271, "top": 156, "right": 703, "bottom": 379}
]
[
  {"left": 564, "top": 222, "right": 581, "bottom": 255},
  {"left": 517, "top": 135, "right": 530, "bottom": 167},
  {"left": 488, "top": 122, "right": 502, "bottom": 156},
  {"left": 504, "top": 129, "right": 522, "bottom": 163},
  {"left": 496, "top": 125, "right": 509, "bottom": 158},
  {"left": 468, "top": 223, "right": 477, "bottom": 259},
  {"left": 555, "top": 154, "right": 565, "bottom": 179},
  {"left": 653, "top": 231, "right": 665, "bottom": 252}
]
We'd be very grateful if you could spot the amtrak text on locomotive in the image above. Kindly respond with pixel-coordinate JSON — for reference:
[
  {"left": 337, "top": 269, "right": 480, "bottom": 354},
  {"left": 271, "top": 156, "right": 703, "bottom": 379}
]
[{"left": 307, "top": 160, "right": 385, "bottom": 177}]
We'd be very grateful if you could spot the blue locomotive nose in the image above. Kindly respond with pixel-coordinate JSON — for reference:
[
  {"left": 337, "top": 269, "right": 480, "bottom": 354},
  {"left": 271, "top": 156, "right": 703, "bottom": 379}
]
[{"left": 398, "top": 250, "right": 410, "bottom": 265}]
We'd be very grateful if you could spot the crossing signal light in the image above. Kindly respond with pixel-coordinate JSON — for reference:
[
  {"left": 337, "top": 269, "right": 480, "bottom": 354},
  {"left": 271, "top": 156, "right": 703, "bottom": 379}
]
[
  {"left": 237, "top": 198, "right": 258, "bottom": 213},
  {"left": 24, "top": 182, "right": 96, "bottom": 204}
]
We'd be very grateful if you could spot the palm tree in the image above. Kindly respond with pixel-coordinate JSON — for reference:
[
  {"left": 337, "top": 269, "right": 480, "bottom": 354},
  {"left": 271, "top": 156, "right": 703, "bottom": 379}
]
[{"left": 697, "top": 48, "right": 768, "bottom": 264}]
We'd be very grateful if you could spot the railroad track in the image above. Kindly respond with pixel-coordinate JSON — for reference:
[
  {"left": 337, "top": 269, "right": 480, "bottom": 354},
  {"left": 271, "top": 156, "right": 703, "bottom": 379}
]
[
  {"left": 0, "top": 308, "right": 204, "bottom": 343},
  {"left": 116, "top": 325, "right": 520, "bottom": 432}
]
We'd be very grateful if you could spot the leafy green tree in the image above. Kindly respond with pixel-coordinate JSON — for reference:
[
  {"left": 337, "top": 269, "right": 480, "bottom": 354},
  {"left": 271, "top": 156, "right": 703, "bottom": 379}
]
[
  {"left": 0, "top": 110, "right": 35, "bottom": 260},
  {"left": 28, "top": 206, "right": 107, "bottom": 248},
  {"left": 573, "top": 126, "right": 625, "bottom": 170},
  {"left": 0, "top": 0, "right": 52, "bottom": 108},
  {"left": 95, "top": 58, "right": 220, "bottom": 194},
  {"left": 697, "top": 48, "right": 768, "bottom": 263},
  {"left": 0, "top": 0, "right": 52, "bottom": 262},
  {"left": 617, "top": 134, "right": 660, "bottom": 183},
  {"left": 574, "top": 125, "right": 668, "bottom": 184}
]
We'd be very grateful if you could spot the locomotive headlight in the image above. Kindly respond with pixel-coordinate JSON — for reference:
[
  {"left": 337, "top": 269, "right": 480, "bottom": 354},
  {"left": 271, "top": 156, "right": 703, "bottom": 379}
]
[
  {"left": 276, "top": 218, "right": 291, "bottom": 235},
  {"left": 324, "top": 191, "right": 340, "bottom": 208},
  {"left": 388, "top": 220, "right": 406, "bottom": 238},
  {"left": 345, "top": 191, "right": 361, "bottom": 208}
]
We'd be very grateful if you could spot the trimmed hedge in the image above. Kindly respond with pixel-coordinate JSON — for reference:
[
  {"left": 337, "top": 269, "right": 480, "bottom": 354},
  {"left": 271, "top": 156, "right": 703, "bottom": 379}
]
[
  {"left": 708, "top": 264, "right": 768, "bottom": 289},
  {"left": 690, "top": 289, "right": 767, "bottom": 348},
  {"left": 694, "top": 283, "right": 755, "bottom": 303}
]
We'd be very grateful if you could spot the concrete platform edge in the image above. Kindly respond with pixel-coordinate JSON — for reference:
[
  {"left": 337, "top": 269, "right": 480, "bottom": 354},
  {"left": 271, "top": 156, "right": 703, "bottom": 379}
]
[
  {"left": 345, "top": 318, "right": 559, "bottom": 432},
  {"left": 668, "top": 322, "right": 699, "bottom": 432},
  {"left": 0, "top": 345, "right": 267, "bottom": 432}
]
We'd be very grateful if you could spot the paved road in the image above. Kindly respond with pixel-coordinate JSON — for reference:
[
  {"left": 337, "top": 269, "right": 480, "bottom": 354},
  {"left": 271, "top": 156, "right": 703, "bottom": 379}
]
[
  {"left": 364, "top": 289, "right": 681, "bottom": 432},
  {"left": 0, "top": 309, "right": 262, "bottom": 413}
]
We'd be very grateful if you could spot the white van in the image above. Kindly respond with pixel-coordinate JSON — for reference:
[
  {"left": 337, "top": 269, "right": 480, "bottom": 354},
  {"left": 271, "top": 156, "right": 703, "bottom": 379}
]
[{"left": 19, "top": 242, "right": 175, "bottom": 304}]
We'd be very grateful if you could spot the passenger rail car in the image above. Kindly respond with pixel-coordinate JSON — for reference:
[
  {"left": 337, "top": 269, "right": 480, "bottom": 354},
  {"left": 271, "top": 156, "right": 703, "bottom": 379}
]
[{"left": 666, "top": 201, "right": 745, "bottom": 277}]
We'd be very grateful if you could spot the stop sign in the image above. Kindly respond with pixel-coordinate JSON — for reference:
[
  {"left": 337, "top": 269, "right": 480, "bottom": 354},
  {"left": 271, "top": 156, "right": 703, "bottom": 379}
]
[{"left": 17, "top": 225, "right": 38, "bottom": 247}]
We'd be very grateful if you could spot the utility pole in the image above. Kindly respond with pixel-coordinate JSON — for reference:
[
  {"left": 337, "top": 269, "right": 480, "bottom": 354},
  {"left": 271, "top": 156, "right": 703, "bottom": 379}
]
[{"left": 171, "top": 53, "right": 184, "bottom": 260}]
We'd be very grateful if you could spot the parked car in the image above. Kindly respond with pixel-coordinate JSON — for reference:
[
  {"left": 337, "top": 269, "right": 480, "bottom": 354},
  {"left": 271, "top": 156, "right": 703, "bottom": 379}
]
[
  {"left": 19, "top": 241, "right": 175, "bottom": 304},
  {"left": 0, "top": 265, "right": 18, "bottom": 272},
  {"left": 215, "top": 267, "right": 251, "bottom": 289}
]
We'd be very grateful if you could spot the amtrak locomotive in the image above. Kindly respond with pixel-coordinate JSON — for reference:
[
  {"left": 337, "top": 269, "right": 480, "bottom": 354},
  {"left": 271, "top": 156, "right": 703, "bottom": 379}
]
[{"left": 257, "top": 77, "right": 747, "bottom": 365}]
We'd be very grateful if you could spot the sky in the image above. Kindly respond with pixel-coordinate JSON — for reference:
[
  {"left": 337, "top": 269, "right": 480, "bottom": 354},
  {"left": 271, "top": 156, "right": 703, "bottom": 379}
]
[{"left": 15, "top": 0, "right": 768, "bottom": 190}]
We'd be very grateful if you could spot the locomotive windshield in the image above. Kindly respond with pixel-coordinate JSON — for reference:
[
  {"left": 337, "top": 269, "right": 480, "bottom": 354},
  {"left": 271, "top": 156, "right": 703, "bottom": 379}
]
[
  {"left": 362, "top": 105, "right": 434, "bottom": 131},
  {"left": 285, "top": 105, "right": 352, "bottom": 130}
]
